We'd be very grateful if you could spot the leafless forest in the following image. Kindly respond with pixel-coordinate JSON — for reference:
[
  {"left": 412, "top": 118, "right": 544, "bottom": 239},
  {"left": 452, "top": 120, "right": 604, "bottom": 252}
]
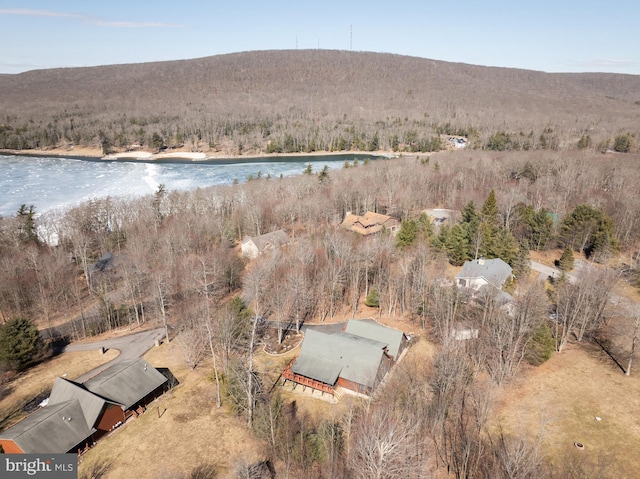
[
  {"left": 2, "top": 146, "right": 640, "bottom": 477},
  {"left": 2, "top": 50, "right": 640, "bottom": 477},
  {"left": 1, "top": 50, "right": 639, "bottom": 155}
]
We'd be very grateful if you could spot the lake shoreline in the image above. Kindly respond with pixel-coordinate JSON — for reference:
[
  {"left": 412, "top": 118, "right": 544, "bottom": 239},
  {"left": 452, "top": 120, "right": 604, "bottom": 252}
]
[{"left": 0, "top": 147, "right": 397, "bottom": 162}]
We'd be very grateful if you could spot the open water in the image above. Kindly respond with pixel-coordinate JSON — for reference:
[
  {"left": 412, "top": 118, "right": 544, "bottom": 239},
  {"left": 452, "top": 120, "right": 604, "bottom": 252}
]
[{"left": 0, "top": 153, "right": 382, "bottom": 217}]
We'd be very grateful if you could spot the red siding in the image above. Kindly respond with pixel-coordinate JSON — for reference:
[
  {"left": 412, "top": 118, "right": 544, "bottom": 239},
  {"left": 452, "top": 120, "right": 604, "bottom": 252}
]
[
  {"left": 95, "top": 403, "right": 125, "bottom": 432},
  {"left": 0, "top": 439, "right": 24, "bottom": 454}
]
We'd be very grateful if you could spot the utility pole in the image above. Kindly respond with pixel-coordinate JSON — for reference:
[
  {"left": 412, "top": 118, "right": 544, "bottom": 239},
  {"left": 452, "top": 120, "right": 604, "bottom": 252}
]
[{"left": 350, "top": 25, "right": 353, "bottom": 51}]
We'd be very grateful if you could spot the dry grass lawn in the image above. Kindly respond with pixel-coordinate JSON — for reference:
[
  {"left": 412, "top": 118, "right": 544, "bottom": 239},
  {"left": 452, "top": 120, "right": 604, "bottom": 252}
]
[
  {"left": 78, "top": 340, "right": 265, "bottom": 479},
  {"left": 493, "top": 342, "right": 640, "bottom": 477},
  {"left": 7, "top": 306, "right": 639, "bottom": 478},
  {"left": 0, "top": 349, "right": 118, "bottom": 429}
]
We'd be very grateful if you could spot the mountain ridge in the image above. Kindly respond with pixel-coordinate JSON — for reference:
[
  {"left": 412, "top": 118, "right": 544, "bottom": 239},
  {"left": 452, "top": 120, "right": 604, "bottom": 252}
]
[{"left": 1, "top": 50, "right": 638, "bottom": 153}]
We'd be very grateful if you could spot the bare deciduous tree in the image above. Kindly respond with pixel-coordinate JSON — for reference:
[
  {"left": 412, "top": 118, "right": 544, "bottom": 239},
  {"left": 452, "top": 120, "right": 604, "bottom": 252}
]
[
  {"left": 554, "top": 267, "right": 619, "bottom": 352},
  {"left": 349, "top": 402, "right": 427, "bottom": 479}
]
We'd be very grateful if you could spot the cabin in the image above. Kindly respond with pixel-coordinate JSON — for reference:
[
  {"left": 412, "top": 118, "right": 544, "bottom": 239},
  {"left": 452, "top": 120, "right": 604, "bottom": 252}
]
[
  {"left": 455, "top": 258, "right": 513, "bottom": 292},
  {"left": 340, "top": 211, "right": 399, "bottom": 236},
  {"left": 0, "top": 359, "right": 168, "bottom": 454},
  {"left": 241, "top": 230, "right": 290, "bottom": 259},
  {"left": 282, "top": 319, "right": 408, "bottom": 398}
]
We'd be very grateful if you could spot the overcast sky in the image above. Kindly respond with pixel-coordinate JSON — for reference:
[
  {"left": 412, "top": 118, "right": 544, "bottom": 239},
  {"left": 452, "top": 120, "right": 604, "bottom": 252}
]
[{"left": 1, "top": 0, "right": 638, "bottom": 75}]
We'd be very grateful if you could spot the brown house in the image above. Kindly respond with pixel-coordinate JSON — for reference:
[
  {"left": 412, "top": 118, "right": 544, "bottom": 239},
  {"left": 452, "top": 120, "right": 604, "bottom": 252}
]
[
  {"left": 282, "top": 319, "right": 408, "bottom": 398},
  {"left": 0, "top": 359, "right": 168, "bottom": 454},
  {"left": 340, "top": 211, "right": 399, "bottom": 236}
]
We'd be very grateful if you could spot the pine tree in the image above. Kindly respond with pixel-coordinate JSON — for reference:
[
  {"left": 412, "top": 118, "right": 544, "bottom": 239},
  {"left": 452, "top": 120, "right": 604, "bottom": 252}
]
[
  {"left": 481, "top": 189, "right": 499, "bottom": 227},
  {"left": 16, "top": 204, "right": 39, "bottom": 245},
  {"left": 0, "top": 317, "right": 43, "bottom": 371},
  {"left": 445, "top": 224, "right": 471, "bottom": 266},
  {"left": 558, "top": 247, "right": 575, "bottom": 271}
]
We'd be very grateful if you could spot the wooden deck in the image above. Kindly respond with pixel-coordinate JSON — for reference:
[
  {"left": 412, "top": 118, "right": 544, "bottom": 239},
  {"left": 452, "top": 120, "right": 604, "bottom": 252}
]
[{"left": 282, "top": 361, "right": 335, "bottom": 396}]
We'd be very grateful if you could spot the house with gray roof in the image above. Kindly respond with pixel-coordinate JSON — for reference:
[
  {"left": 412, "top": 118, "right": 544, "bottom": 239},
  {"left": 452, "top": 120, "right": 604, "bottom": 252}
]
[
  {"left": 282, "top": 319, "right": 407, "bottom": 398},
  {"left": 0, "top": 400, "right": 94, "bottom": 454},
  {"left": 344, "top": 318, "right": 407, "bottom": 360},
  {"left": 83, "top": 359, "right": 169, "bottom": 410},
  {"left": 0, "top": 358, "right": 168, "bottom": 454},
  {"left": 241, "top": 230, "right": 290, "bottom": 259},
  {"left": 455, "top": 258, "right": 513, "bottom": 292}
]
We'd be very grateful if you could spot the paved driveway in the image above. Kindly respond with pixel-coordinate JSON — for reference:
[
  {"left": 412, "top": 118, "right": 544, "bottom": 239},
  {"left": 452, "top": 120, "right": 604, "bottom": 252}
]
[
  {"left": 65, "top": 327, "right": 165, "bottom": 382},
  {"left": 530, "top": 260, "right": 576, "bottom": 283}
]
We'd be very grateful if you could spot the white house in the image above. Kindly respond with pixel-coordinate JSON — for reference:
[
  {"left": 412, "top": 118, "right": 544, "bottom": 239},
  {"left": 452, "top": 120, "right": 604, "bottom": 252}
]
[{"left": 455, "top": 258, "right": 513, "bottom": 292}]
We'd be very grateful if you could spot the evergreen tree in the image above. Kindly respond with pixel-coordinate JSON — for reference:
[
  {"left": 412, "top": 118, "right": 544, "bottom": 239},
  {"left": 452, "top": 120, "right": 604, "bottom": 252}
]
[
  {"left": 16, "top": 204, "right": 39, "bottom": 245},
  {"left": 525, "top": 323, "right": 555, "bottom": 366},
  {"left": 513, "top": 204, "right": 554, "bottom": 251},
  {"left": 365, "top": 288, "right": 380, "bottom": 308},
  {"left": 460, "top": 201, "right": 480, "bottom": 259},
  {"left": 481, "top": 189, "right": 499, "bottom": 227},
  {"left": 416, "top": 212, "right": 434, "bottom": 239},
  {"left": 396, "top": 213, "right": 433, "bottom": 249},
  {"left": 559, "top": 204, "right": 618, "bottom": 258},
  {"left": 0, "top": 317, "right": 43, "bottom": 371},
  {"left": 318, "top": 165, "right": 330, "bottom": 183},
  {"left": 558, "top": 247, "right": 575, "bottom": 271},
  {"left": 492, "top": 227, "right": 519, "bottom": 266},
  {"left": 512, "top": 241, "right": 531, "bottom": 280},
  {"left": 396, "top": 219, "right": 418, "bottom": 249},
  {"left": 432, "top": 224, "right": 470, "bottom": 266}
]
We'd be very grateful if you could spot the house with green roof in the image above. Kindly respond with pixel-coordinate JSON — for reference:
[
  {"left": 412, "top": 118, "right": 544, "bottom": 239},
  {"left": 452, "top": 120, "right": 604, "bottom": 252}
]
[{"left": 282, "top": 319, "right": 408, "bottom": 398}]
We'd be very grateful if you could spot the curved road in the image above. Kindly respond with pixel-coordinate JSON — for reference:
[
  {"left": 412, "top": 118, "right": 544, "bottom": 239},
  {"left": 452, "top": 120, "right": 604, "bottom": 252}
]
[{"left": 64, "top": 327, "right": 165, "bottom": 382}]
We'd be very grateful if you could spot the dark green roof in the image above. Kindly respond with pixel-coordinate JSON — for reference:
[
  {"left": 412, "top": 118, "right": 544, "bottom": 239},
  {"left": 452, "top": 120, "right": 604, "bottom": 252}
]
[
  {"left": 291, "top": 320, "right": 405, "bottom": 389},
  {"left": 344, "top": 319, "right": 406, "bottom": 359}
]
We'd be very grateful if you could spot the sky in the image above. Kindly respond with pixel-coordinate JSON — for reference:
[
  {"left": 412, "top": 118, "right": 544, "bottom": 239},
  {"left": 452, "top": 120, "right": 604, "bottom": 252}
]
[{"left": 1, "top": 0, "right": 639, "bottom": 75}]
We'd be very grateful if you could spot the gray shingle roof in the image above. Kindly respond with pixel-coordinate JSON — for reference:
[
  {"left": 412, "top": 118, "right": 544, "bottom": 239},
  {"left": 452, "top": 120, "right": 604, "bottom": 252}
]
[
  {"left": 291, "top": 327, "right": 390, "bottom": 389},
  {"left": 344, "top": 319, "right": 405, "bottom": 359},
  {"left": 456, "top": 258, "right": 513, "bottom": 289},
  {"left": 243, "top": 230, "right": 290, "bottom": 253},
  {"left": 0, "top": 400, "right": 94, "bottom": 453},
  {"left": 49, "top": 377, "right": 113, "bottom": 428},
  {"left": 0, "top": 359, "right": 167, "bottom": 454},
  {"left": 82, "top": 358, "right": 168, "bottom": 409}
]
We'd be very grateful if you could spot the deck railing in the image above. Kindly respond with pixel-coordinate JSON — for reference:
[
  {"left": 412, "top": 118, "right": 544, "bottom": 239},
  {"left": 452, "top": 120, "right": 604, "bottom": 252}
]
[{"left": 282, "top": 361, "right": 335, "bottom": 395}]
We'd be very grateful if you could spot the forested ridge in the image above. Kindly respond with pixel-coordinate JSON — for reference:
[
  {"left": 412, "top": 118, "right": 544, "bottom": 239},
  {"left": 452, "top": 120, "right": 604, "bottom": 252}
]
[
  {"left": 1, "top": 50, "right": 639, "bottom": 155},
  {"left": 2, "top": 147, "right": 640, "bottom": 476}
]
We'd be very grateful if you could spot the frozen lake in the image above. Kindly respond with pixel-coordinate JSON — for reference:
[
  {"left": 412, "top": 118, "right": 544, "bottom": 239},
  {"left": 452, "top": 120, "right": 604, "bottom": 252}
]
[{"left": 0, "top": 153, "right": 382, "bottom": 217}]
